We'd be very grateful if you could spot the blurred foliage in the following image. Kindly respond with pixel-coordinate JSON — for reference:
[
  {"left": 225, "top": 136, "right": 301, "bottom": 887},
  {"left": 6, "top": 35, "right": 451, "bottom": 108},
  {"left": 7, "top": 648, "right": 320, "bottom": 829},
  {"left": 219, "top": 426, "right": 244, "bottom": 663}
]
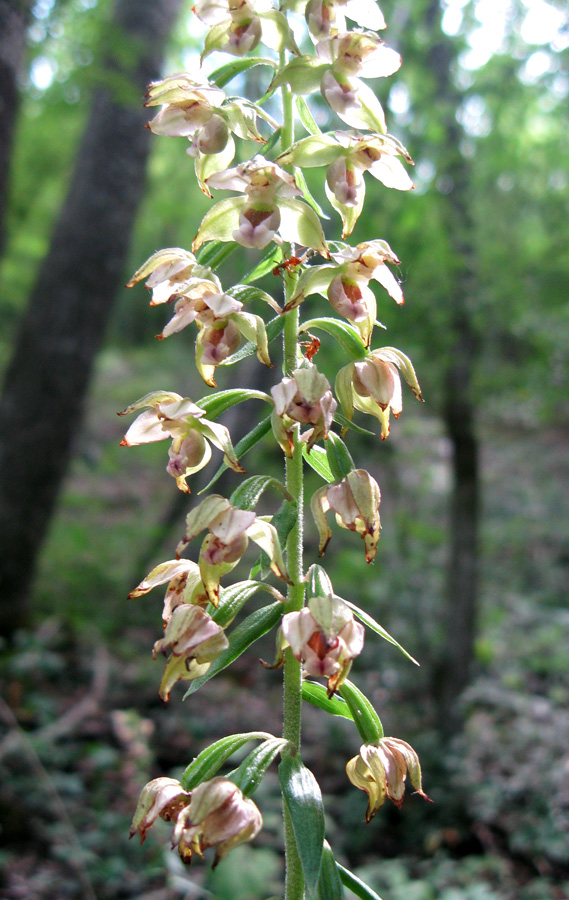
[{"left": 1, "top": 0, "right": 568, "bottom": 897}]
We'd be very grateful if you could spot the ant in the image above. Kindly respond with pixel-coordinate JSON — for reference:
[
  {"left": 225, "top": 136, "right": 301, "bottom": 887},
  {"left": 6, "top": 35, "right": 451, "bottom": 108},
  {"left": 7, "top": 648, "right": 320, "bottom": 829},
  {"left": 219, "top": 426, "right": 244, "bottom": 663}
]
[
  {"left": 272, "top": 248, "right": 316, "bottom": 277},
  {"left": 299, "top": 331, "right": 320, "bottom": 362}
]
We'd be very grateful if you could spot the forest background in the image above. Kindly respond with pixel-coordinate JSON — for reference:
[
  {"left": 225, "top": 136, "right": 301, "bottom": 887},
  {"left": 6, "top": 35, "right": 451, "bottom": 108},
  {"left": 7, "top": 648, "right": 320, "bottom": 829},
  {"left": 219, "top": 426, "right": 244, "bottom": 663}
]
[{"left": 0, "top": 0, "right": 568, "bottom": 898}]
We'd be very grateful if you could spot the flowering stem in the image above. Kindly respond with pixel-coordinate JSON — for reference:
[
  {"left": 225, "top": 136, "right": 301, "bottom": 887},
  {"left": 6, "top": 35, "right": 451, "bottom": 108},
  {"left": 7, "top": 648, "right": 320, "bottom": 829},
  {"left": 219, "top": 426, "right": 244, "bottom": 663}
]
[{"left": 280, "top": 70, "right": 305, "bottom": 900}]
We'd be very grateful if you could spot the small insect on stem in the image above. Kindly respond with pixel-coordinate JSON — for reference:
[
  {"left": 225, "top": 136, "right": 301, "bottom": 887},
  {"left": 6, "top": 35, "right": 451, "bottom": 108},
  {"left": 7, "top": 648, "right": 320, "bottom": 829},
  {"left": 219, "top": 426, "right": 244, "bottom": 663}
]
[
  {"left": 272, "top": 249, "right": 316, "bottom": 277},
  {"left": 299, "top": 332, "right": 320, "bottom": 362}
]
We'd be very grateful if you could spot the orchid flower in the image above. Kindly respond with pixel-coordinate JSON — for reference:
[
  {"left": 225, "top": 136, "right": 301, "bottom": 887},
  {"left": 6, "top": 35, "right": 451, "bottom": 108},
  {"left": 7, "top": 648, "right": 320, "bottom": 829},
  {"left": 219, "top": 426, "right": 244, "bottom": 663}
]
[
  {"left": 346, "top": 738, "right": 430, "bottom": 821},
  {"left": 336, "top": 346, "right": 423, "bottom": 439},
  {"left": 281, "top": 594, "right": 364, "bottom": 695},
  {"left": 271, "top": 365, "right": 337, "bottom": 455},
  {"left": 119, "top": 391, "right": 243, "bottom": 492},
  {"left": 311, "top": 468, "right": 381, "bottom": 562},
  {"left": 195, "top": 0, "right": 300, "bottom": 61}
]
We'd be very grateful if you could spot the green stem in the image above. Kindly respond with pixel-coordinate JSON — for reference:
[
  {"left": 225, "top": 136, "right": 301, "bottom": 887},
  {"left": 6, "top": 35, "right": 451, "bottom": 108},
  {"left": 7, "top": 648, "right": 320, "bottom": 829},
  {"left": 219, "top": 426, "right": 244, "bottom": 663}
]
[{"left": 280, "top": 70, "right": 305, "bottom": 900}]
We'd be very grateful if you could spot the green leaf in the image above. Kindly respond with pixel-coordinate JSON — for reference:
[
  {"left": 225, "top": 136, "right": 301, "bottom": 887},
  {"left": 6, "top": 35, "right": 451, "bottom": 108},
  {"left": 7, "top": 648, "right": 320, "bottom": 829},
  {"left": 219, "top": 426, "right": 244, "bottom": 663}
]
[
  {"left": 181, "top": 731, "right": 276, "bottom": 791},
  {"left": 210, "top": 56, "right": 277, "bottom": 88},
  {"left": 302, "top": 443, "right": 335, "bottom": 483},
  {"left": 250, "top": 499, "right": 298, "bottom": 579},
  {"left": 220, "top": 314, "right": 286, "bottom": 366},
  {"left": 337, "top": 864, "right": 384, "bottom": 900},
  {"left": 301, "top": 318, "right": 368, "bottom": 361},
  {"left": 212, "top": 580, "right": 280, "bottom": 629},
  {"left": 296, "top": 95, "right": 321, "bottom": 135},
  {"left": 302, "top": 681, "right": 354, "bottom": 720},
  {"left": 230, "top": 475, "right": 291, "bottom": 510},
  {"left": 184, "top": 602, "right": 283, "bottom": 696},
  {"left": 196, "top": 240, "right": 239, "bottom": 271},
  {"left": 325, "top": 431, "right": 355, "bottom": 481},
  {"left": 200, "top": 415, "right": 272, "bottom": 493},
  {"left": 262, "top": 125, "right": 282, "bottom": 158},
  {"left": 340, "top": 597, "right": 420, "bottom": 666},
  {"left": 317, "top": 842, "right": 345, "bottom": 900},
  {"left": 339, "top": 680, "right": 383, "bottom": 744},
  {"left": 279, "top": 755, "right": 325, "bottom": 894},
  {"left": 242, "top": 245, "right": 283, "bottom": 284},
  {"left": 228, "top": 283, "right": 281, "bottom": 312},
  {"left": 333, "top": 410, "right": 375, "bottom": 437},
  {"left": 199, "top": 388, "right": 272, "bottom": 420},
  {"left": 230, "top": 737, "right": 289, "bottom": 797}
]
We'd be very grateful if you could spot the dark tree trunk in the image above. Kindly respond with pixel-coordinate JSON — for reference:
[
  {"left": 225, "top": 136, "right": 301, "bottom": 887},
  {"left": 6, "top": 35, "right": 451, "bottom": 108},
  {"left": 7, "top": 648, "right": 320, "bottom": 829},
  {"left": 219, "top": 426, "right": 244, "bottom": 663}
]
[
  {"left": 0, "top": 0, "right": 33, "bottom": 254},
  {"left": 0, "top": 0, "right": 181, "bottom": 637},
  {"left": 422, "top": 1, "right": 481, "bottom": 734}
]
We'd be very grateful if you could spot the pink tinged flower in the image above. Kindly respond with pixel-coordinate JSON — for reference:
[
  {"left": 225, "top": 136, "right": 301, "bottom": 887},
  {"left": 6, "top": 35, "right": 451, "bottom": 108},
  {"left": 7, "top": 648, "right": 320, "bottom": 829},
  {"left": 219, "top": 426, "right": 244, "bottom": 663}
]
[
  {"left": 311, "top": 468, "right": 381, "bottom": 562},
  {"left": 327, "top": 270, "right": 375, "bottom": 322},
  {"left": 199, "top": 319, "right": 241, "bottom": 366},
  {"left": 281, "top": 595, "right": 364, "bottom": 694},
  {"left": 130, "top": 777, "right": 191, "bottom": 843},
  {"left": 208, "top": 156, "right": 301, "bottom": 201},
  {"left": 233, "top": 202, "right": 281, "bottom": 249},
  {"left": 126, "top": 248, "right": 203, "bottom": 305},
  {"left": 346, "top": 738, "right": 430, "bottom": 822},
  {"left": 172, "top": 777, "right": 263, "bottom": 866},
  {"left": 226, "top": 15, "right": 263, "bottom": 54},
  {"left": 153, "top": 604, "right": 229, "bottom": 701},
  {"left": 270, "top": 366, "right": 337, "bottom": 455},
  {"left": 119, "top": 392, "right": 243, "bottom": 492},
  {"left": 318, "top": 31, "right": 401, "bottom": 79},
  {"left": 336, "top": 348, "right": 422, "bottom": 440},
  {"left": 306, "top": 0, "right": 386, "bottom": 39},
  {"left": 321, "top": 69, "right": 359, "bottom": 115}
]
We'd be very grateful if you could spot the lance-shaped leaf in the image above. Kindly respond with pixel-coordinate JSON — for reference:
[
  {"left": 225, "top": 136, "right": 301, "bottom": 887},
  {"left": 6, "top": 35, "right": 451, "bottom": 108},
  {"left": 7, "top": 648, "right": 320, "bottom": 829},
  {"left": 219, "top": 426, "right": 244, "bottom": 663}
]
[
  {"left": 317, "top": 841, "right": 345, "bottom": 900},
  {"left": 230, "top": 475, "right": 291, "bottom": 511},
  {"left": 231, "top": 738, "right": 290, "bottom": 797},
  {"left": 302, "top": 680, "right": 353, "bottom": 720},
  {"left": 210, "top": 56, "right": 278, "bottom": 88},
  {"left": 296, "top": 95, "right": 321, "bottom": 134},
  {"left": 228, "top": 283, "right": 282, "bottom": 313},
  {"left": 338, "top": 597, "right": 419, "bottom": 665},
  {"left": 339, "top": 680, "right": 383, "bottom": 744},
  {"left": 302, "top": 443, "right": 335, "bottom": 483},
  {"left": 301, "top": 317, "right": 368, "bottom": 360},
  {"left": 181, "top": 731, "right": 277, "bottom": 790},
  {"left": 193, "top": 196, "right": 247, "bottom": 252},
  {"left": 295, "top": 167, "right": 329, "bottom": 219},
  {"left": 279, "top": 755, "right": 325, "bottom": 893},
  {"left": 200, "top": 388, "right": 273, "bottom": 420},
  {"left": 196, "top": 239, "right": 238, "bottom": 270},
  {"left": 242, "top": 245, "right": 282, "bottom": 284},
  {"left": 336, "top": 865, "right": 384, "bottom": 900},
  {"left": 184, "top": 601, "right": 283, "bottom": 696},
  {"left": 213, "top": 580, "right": 285, "bottom": 629},
  {"left": 325, "top": 431, "right": 354, "bottom": 481}
]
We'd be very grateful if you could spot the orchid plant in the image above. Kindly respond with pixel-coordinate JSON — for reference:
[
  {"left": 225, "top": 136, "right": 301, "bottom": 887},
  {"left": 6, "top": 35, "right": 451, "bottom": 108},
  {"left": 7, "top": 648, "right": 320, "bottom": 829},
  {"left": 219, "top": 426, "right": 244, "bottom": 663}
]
[{"left": 124, "top": 3, "right": 430, "bottom": 897}]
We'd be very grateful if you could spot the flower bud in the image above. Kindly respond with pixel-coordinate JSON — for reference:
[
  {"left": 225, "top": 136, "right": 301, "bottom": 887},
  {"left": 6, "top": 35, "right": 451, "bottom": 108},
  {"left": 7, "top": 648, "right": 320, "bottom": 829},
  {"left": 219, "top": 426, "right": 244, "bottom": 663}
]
[
  {"left": 346, "top": 738, "right": 430, "bottom": 822},
  {"left": 172, "top": 777, "right": 263, "bottom": 866},
  {"left": 192, "top": 114, "right": 230, "bottom": 156}
]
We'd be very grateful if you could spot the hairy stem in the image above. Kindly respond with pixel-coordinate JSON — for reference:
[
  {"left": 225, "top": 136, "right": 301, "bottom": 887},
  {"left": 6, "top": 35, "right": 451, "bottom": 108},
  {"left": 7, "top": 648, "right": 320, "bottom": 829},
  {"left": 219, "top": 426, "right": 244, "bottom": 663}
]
[{"left": 280, "top": 72, "right": 305, "bottom": 900}]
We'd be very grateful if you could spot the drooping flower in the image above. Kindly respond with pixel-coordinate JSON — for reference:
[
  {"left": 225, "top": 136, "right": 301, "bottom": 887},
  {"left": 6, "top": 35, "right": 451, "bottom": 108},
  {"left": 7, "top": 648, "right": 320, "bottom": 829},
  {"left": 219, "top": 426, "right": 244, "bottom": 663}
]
[
  {"left": 281, "top": 594, "right": 364, "bottom": 694},
  {"left": 271, "top": 365, "right": 337, "bottom": 455},
  {"left": 130, "top": 776, "right": 263, "bottom": 866},
  {"left": 195, "top": 0, "right": 299, "bottom": 61},
  {"left": 173, "top": 777, "right": 263, "bottom": 866},
  {"left": 336, "top": 347, "right": 423, "bottom": 439},
  {"left": 277, "top": 130, "right": 413, "bottom": 236},
  {"left": 128, "top": 558, "right": 207, "bottom": 619},
  {"left": 126, "top": 248, "right": 205, "bottom": 304},
  {"left": 175, "top": 495, "right": 290, "bottom": 604},
  {"left": 346, "top": 738, "right": 430, "bottom": 821},
  {"left": 143, "top": 73, "right": 278, "bottom": 195},
  {"left": 193, "top": 156, "right": 329, "bottom": 256},
  {"left": 311, "top": 468, "right": 381, "bottom": 562},
  {"left": 272, "top": 29, "right": 400, "bottom": 133},
  {"left": 304, "top": 0, "right": 386, "bottom": 41},
  {"left": 119, "top": 391, "right": 243, "bottom": 492},
  {"left": 154, "top": 604, "right": 230, "bottom": 701}
]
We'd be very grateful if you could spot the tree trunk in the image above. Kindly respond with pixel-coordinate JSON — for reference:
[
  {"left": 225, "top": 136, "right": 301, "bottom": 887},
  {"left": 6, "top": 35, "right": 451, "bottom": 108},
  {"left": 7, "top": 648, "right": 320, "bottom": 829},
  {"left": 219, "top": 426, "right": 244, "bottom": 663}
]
[
  {"left": 0, "top": 0, "right": 181, "bottom": 637},
  {"left": 422, "top": 1, "right": 481, "bottom": 734},
  {"left": 0, "top": 0, "right": 33, "bottom": 255}
]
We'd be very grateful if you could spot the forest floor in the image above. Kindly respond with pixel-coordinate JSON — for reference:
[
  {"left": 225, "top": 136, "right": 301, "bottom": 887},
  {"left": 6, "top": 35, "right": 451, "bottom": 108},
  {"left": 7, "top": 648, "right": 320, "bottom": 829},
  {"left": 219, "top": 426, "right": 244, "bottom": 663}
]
[{"left": 1, "top": 347, "right": 568, "bottom": 900}]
